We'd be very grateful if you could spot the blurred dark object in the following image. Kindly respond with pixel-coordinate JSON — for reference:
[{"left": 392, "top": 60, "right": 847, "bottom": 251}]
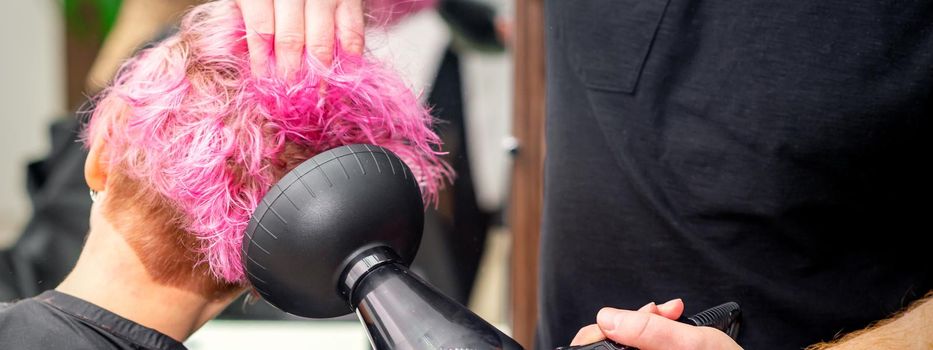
[
  {"left": 375, "top": 0, "right": 509, "bottom": 307},
  {"left": 439, "top": 0, "right": 505, "bottom": 51},
  {"left": 412, "top": 46, "right": 493, "bottom": 305},
  {"left": 0, "top": 117, "right": 89, "bottom": 300}
]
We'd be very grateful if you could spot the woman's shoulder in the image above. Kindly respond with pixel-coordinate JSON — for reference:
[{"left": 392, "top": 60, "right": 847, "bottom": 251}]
[{"left": 0, "top": 292, "right": 151, "bottom": 350}]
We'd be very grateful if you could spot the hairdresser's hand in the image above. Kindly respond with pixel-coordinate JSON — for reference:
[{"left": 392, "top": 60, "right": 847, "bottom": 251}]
[
  {"left": 570, "top": 299, "right": 742, "bottom": 350},
  {"left": 235, "top": 0, "right": 364, "bottom": 77}
]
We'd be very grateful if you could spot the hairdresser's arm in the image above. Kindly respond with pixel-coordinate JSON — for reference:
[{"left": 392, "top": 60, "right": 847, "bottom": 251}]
[
  {"left": 234, "top": 0, "right": 364, "bottom": 77},
  {"left": 807, "top": 293, "right": 933, "bottom": 350},
  {"left": 570, "top": 299, "right": 742, "bottom": 350}
]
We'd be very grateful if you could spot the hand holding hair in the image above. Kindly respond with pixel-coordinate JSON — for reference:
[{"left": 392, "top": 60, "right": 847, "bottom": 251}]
[{"left": 234, "top": 0, "right": 365, "bottom": 77}]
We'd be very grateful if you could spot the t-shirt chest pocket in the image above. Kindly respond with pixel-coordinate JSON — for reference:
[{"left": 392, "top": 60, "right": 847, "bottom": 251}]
[{"left": 559, "top": 0, "right": 672, "bottom": 93}]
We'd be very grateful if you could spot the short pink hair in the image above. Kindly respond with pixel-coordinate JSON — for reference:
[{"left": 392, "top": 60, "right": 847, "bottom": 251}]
[{"left": 85, "top": 0, "right": 449, "bottom": 283}]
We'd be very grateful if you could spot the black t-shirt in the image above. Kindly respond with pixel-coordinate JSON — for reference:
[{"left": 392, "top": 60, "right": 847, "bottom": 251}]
[
  {"left": 538, "top": 0, "right": 932, "bottom": 349},
  {"left": 0, "top": 290, "right": 186, "bottom": 350}
]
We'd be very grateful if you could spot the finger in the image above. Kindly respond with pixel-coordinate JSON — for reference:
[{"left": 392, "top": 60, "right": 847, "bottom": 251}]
[
  {"left": 569, "top": 324, "right": 605, "bottom": 346},
  {"left": 494, "top": 16, "right": 514, "bottom": 47},
  {"left": 657, "top": 298, "right": 685, "bottom": 320},
  {"left": 335, "top": 0, "right": 365, "bottom": 55},
  {"left": 236, "top": 0, "right": 275, "bottom": 77},
  {"left": 305, "top": 0, "right": 337, "bottom": 67},
  {"left": 597, "top": 307, "right": 706, "bottom": 350},
  {"left": 274, "top": 0, "right": 306, "bottom": 79}
]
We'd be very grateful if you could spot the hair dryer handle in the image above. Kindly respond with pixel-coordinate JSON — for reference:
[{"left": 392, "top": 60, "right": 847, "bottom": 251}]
[
  {"left": 555, "top": 302, "right": 741, "bottom": 350},
  {"left": 351, "top": 258, "right": 524, "bottom": 350}
]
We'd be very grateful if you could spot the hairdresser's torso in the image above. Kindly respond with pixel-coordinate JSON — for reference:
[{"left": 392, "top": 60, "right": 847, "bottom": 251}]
[{"left": 538, "top": 0, "right": 933, "bottom": 349}]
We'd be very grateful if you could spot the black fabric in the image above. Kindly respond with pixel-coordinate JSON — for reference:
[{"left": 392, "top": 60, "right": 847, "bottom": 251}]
[
  {"left": 414, "top": 47, "right": 491, "bottom": 304},
  {"left": 0, "top": 117, "right": 90, "bottom": 300},
  {"left": 538, "top": 0, "right": 932, "bottom": 349},
  {"left": 0, "top": 290, "right": 185, "bottom": 350}
]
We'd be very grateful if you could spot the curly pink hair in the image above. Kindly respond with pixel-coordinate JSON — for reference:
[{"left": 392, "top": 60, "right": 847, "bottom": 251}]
[{"left": 85, "top": 0, "right": 449, "bottom": 283}]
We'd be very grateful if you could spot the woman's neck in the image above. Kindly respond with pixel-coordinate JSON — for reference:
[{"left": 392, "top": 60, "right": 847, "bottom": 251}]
[{"left": 56, "top": 207, "right": 243, "bottom": 341}]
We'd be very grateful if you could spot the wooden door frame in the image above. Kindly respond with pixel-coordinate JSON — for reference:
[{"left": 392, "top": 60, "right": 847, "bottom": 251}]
[{"left": 509, "top": 0, "right": 546, "bottom": 347}]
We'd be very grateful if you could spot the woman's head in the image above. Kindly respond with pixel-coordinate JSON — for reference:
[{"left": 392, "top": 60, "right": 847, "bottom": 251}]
[{"left": 83, "top": 0, "right": 448, "bottom": 290}]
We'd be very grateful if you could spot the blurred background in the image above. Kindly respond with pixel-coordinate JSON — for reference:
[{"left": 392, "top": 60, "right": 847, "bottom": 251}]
[
  {"left": 0, "top": 0, "right": 530, "bottom": 348},
  {"left": 0, "top": 1, "right": 64, "bottom": 247}
]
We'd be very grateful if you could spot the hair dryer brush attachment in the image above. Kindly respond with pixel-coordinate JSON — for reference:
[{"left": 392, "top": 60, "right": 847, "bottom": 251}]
[{"left": 241, "top": 144, "right": 424, "bottom": 318}]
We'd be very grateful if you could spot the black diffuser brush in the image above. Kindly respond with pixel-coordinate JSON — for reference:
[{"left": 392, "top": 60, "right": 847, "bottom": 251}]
[{"left": 241, "top": 144, "right": 522, "bottom": 349}]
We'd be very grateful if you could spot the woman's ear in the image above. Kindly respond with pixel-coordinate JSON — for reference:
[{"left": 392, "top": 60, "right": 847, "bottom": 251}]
[{"left": 84, "top": 135, "right": 109, "bottom": 193}]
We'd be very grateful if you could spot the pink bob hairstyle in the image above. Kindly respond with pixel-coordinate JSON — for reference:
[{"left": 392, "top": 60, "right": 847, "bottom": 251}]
[{"left": 84, "top": 0, "right": 450, "bottom": 284}]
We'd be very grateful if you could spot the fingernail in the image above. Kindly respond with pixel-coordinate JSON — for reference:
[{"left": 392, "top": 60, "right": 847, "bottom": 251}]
[
  {"left": 597, "top": 308, "right": 619, "bottom": 331},
  {"left": 661, "top": 298, "right": 680, "bottom": 307},
  {"left": 638, "top": 302, "right": 657, "bottom": 312}
]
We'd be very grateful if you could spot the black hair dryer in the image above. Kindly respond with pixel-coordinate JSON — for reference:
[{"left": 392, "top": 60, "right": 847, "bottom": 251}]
[{"left": 243, "top": 144, "right": 524, "bottom": 349}]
